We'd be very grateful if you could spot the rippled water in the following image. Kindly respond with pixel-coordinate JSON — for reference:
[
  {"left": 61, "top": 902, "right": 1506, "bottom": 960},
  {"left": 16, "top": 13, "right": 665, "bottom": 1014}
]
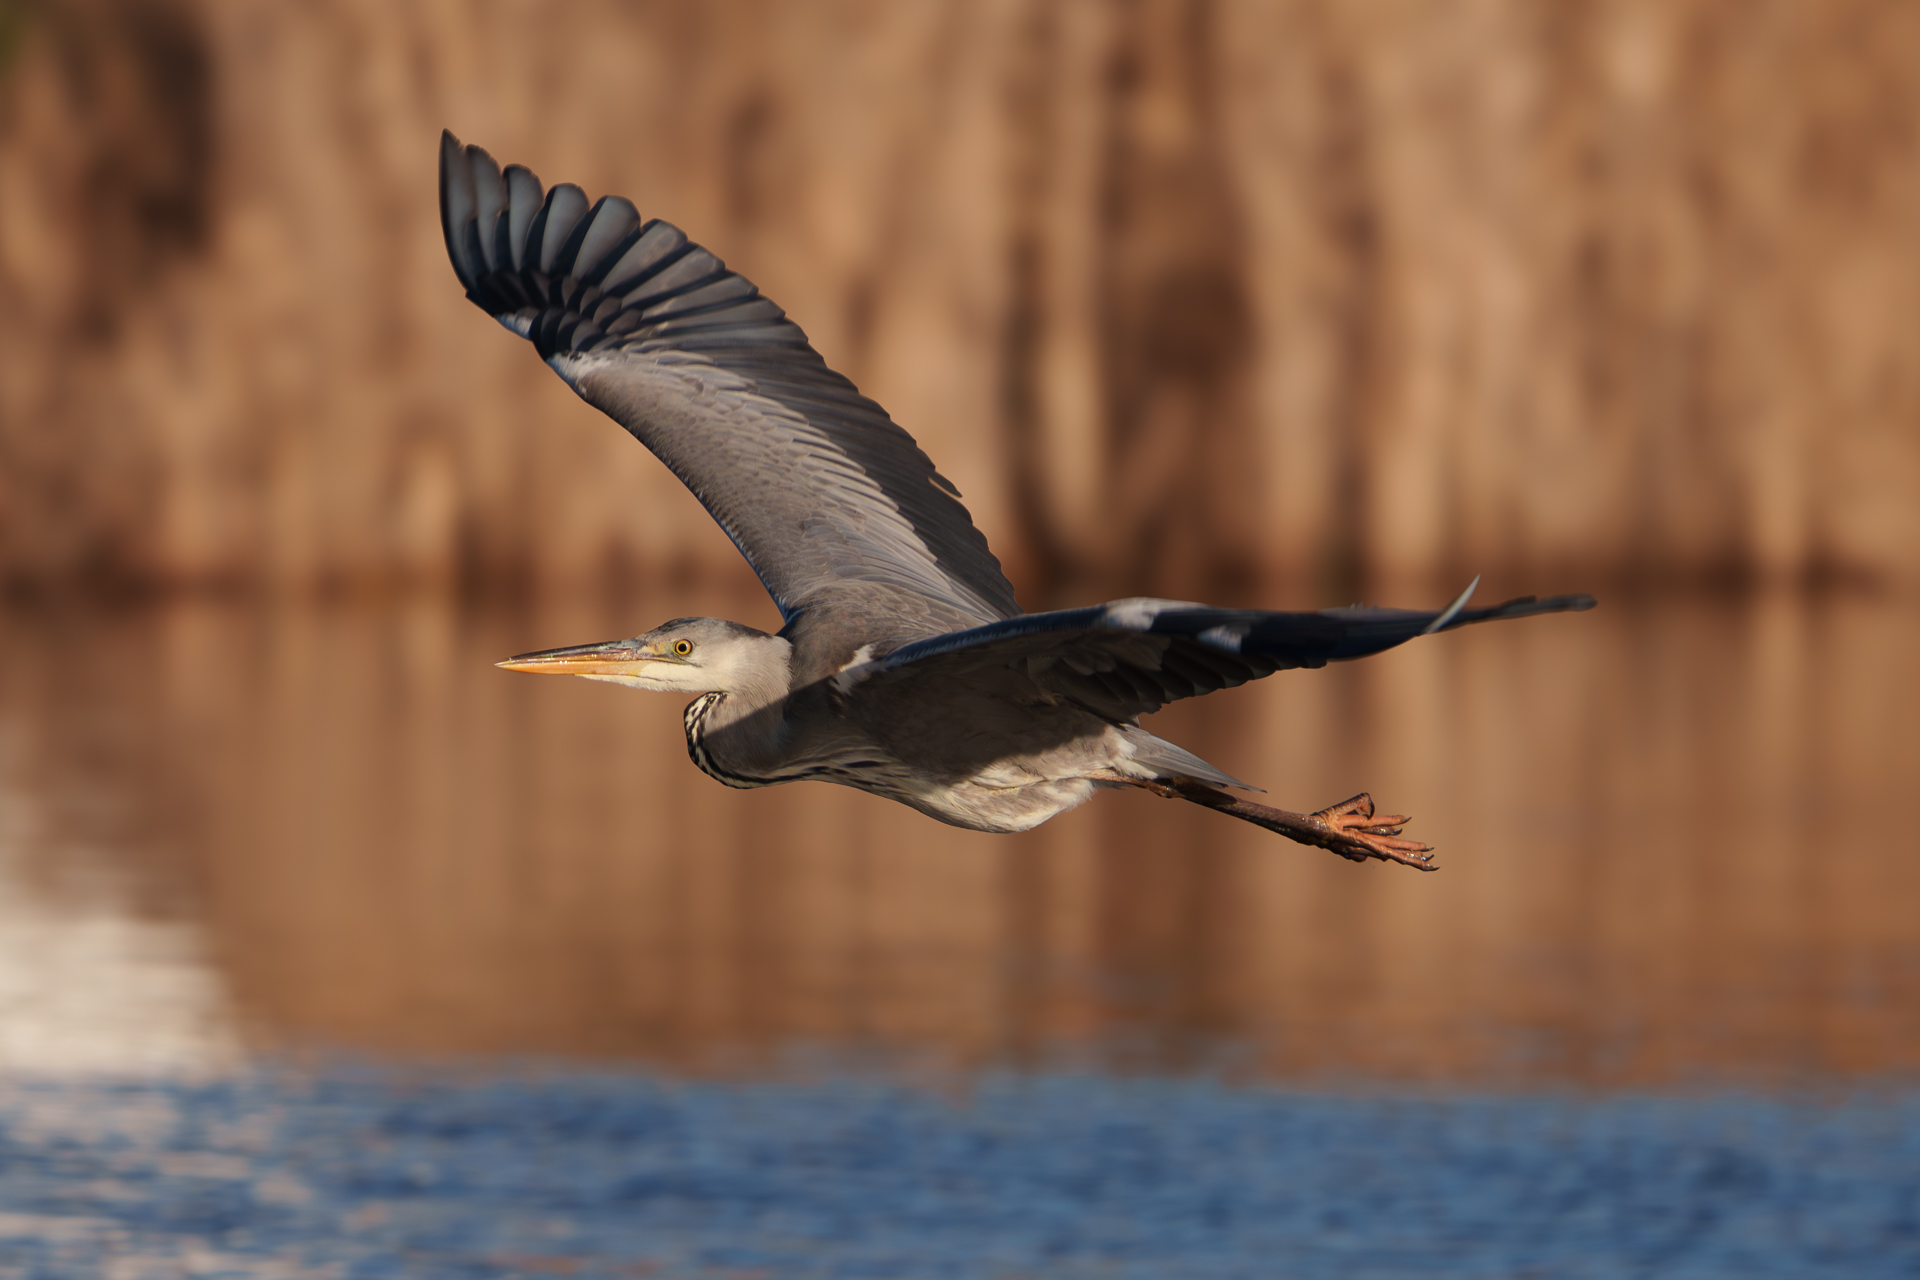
[
  {"left": 2, "top": 584, "right": 1914, "bottom": 1087},
  {"left": 4, "top": 1072, "right": 1916, "bottom": 1278}
]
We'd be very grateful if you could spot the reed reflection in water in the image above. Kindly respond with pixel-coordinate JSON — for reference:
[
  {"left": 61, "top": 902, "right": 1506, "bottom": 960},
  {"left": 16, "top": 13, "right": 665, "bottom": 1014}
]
[{"left": 0, "top": 584, "right": 1914, "bottom": 1087}]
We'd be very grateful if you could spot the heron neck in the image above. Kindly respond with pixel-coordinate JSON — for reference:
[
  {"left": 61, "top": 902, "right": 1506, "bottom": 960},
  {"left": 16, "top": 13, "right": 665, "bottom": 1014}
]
[{"left": 698, "top": 632, "right": 795, "bottom": 755}]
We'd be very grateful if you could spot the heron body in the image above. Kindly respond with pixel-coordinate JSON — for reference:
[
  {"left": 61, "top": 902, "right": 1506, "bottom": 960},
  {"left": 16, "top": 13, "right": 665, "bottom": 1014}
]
[
  {"left": 442, "top": 132, "right": 1594, "bottom": 867},
  {"left": 528, "top": 614, "right": 1177, "bottom": 834}
]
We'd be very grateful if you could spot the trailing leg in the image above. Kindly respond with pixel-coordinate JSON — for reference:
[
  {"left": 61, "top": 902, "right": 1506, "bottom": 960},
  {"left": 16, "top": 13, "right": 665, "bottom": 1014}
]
[{"left": 1123, "top": 777, "right": 1438, "bottom": 870}]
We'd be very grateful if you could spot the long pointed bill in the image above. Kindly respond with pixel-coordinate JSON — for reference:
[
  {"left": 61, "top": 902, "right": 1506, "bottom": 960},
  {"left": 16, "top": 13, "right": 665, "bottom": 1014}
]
[{"left": 496, "top": 638, "right": 671, "bottom": 677}]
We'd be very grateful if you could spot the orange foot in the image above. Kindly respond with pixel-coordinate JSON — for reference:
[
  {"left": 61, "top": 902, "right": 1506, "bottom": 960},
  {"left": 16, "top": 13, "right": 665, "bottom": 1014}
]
[{"left": 1305, "top": 793, "right": 1436, "bottom": 869}]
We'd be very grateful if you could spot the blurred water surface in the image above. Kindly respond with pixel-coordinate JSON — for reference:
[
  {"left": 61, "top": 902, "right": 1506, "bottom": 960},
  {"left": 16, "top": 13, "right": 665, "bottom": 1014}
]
[{"left": 0, "top": 584, "right": 1915, "bottom": 1088}]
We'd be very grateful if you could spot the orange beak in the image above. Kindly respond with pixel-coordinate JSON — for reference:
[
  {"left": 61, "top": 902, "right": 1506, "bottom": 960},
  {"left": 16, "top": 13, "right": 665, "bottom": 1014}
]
[{"left": 495, "top": 637, "right": 680, "bottom": 677}]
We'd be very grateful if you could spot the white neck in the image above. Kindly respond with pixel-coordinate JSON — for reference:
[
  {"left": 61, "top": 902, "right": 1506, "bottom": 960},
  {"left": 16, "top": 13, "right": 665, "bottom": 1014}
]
[
  {"left": 705, "top": 632, "right": 794, "bottom": 718},
  {"left": 686, "top": 633, "right": 796, "bottom": 781}
]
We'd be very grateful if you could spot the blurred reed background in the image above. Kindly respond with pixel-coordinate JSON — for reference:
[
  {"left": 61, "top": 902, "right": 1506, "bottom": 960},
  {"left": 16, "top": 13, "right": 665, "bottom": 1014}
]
[
  {"left": 2, "top": 0, "right": 1917, "bottom": 599},
  {"left": 0, "top": 0, "right": 1918, "bottom": 1088}
]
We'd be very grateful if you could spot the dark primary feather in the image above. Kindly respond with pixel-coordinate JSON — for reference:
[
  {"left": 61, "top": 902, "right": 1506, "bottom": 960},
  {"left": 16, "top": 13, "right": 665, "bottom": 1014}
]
[
  {"left": 438, "top": 131, "right": 1020, "bottom": 631},
  {"left": 869, "top": 592, "right": 1597, "bottom": 723}
]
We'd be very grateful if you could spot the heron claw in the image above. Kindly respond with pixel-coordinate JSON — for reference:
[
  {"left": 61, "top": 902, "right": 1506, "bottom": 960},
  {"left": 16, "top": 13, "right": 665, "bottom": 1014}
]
[{"left": 1309, "top": 792, "right": 1437, "bottom": 869}]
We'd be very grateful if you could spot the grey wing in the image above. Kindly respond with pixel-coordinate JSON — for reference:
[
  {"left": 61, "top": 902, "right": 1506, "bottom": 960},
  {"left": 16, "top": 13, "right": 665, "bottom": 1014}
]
[
  {"left": 860, "top": 589, "right": 1598, "bottom": 723},
  {"left": 439, "top": 132, "right": 1020, "bottom": 629}
]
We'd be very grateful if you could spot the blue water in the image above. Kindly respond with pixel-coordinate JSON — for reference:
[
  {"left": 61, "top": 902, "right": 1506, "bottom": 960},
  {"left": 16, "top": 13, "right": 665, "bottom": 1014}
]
[{"left": 1, "top": 1069, "right": 1915, "bottom": 1278}]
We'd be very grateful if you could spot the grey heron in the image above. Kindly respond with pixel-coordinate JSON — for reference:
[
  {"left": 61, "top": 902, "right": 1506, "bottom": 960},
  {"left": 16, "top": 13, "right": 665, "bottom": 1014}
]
[{"left": 440, "top": 132, "right": 1592, "bottom": 869}]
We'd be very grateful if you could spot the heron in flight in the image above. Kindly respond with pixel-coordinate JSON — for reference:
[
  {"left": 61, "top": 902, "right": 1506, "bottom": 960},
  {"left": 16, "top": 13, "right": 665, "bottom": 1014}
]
[{"left": 440, "top": 132, "right": 1592, "bottom": 870}]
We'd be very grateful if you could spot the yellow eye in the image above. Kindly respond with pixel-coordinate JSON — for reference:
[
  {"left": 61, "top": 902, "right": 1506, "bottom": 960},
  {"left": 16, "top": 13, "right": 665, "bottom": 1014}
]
[{"left": 673, "top": 639, "right": 694, "bottom": 656}]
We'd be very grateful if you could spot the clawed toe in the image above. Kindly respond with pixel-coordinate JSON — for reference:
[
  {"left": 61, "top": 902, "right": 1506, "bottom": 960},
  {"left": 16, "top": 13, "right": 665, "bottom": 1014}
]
[{"left": 1311, "top": 792, "right": 1437, "bottom": 870}]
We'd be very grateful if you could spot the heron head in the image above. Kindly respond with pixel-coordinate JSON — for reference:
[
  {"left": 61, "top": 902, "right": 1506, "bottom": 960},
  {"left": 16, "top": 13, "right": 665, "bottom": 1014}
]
[{"left": 496, "top": 617, "right": 782, "bottom": 694}]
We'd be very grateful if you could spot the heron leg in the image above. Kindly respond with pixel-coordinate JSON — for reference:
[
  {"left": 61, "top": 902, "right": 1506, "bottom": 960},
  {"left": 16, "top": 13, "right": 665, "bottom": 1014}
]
[{"left": 1122, "top": 777, "right": 1438, "bottom": 870}]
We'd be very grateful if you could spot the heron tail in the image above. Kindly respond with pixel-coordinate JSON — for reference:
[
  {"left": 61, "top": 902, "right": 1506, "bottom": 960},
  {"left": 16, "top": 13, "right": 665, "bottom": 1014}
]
[{"left": 1121, "top": 728, "right": 1259, "bottom": 792}]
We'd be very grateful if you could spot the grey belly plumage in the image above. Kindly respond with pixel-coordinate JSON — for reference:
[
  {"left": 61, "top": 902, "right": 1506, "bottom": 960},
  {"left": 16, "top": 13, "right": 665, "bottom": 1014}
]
[{"left": 683, "top": 686, "right": 1139, "bottom": 833}]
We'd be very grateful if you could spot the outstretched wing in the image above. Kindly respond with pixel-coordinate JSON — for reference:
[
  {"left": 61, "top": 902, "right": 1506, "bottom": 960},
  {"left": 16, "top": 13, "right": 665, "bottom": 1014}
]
[
  {"left": 439, "top": 131, "right": 1020, "bottom": 630},
  {"left": 859, "top": 587, "right": 1597, "bottom": 723}
]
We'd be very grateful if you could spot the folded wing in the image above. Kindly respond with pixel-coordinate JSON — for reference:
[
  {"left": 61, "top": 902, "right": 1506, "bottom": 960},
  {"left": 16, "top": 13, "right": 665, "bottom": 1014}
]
[{"left": 439, "top": 131, "right": 1020, "bottom": 631}]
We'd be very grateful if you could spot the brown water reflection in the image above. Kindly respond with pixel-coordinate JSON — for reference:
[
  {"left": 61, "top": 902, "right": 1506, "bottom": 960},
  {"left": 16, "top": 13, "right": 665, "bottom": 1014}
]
[{"left": 1, "top": 585, "right": 1916, "bottom": 1086}]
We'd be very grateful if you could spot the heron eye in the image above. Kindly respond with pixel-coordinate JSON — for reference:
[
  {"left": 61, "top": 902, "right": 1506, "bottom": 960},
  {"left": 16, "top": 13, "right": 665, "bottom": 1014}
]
[{"left": 673, "top": 639, "right": 694, "bottom": 656}]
